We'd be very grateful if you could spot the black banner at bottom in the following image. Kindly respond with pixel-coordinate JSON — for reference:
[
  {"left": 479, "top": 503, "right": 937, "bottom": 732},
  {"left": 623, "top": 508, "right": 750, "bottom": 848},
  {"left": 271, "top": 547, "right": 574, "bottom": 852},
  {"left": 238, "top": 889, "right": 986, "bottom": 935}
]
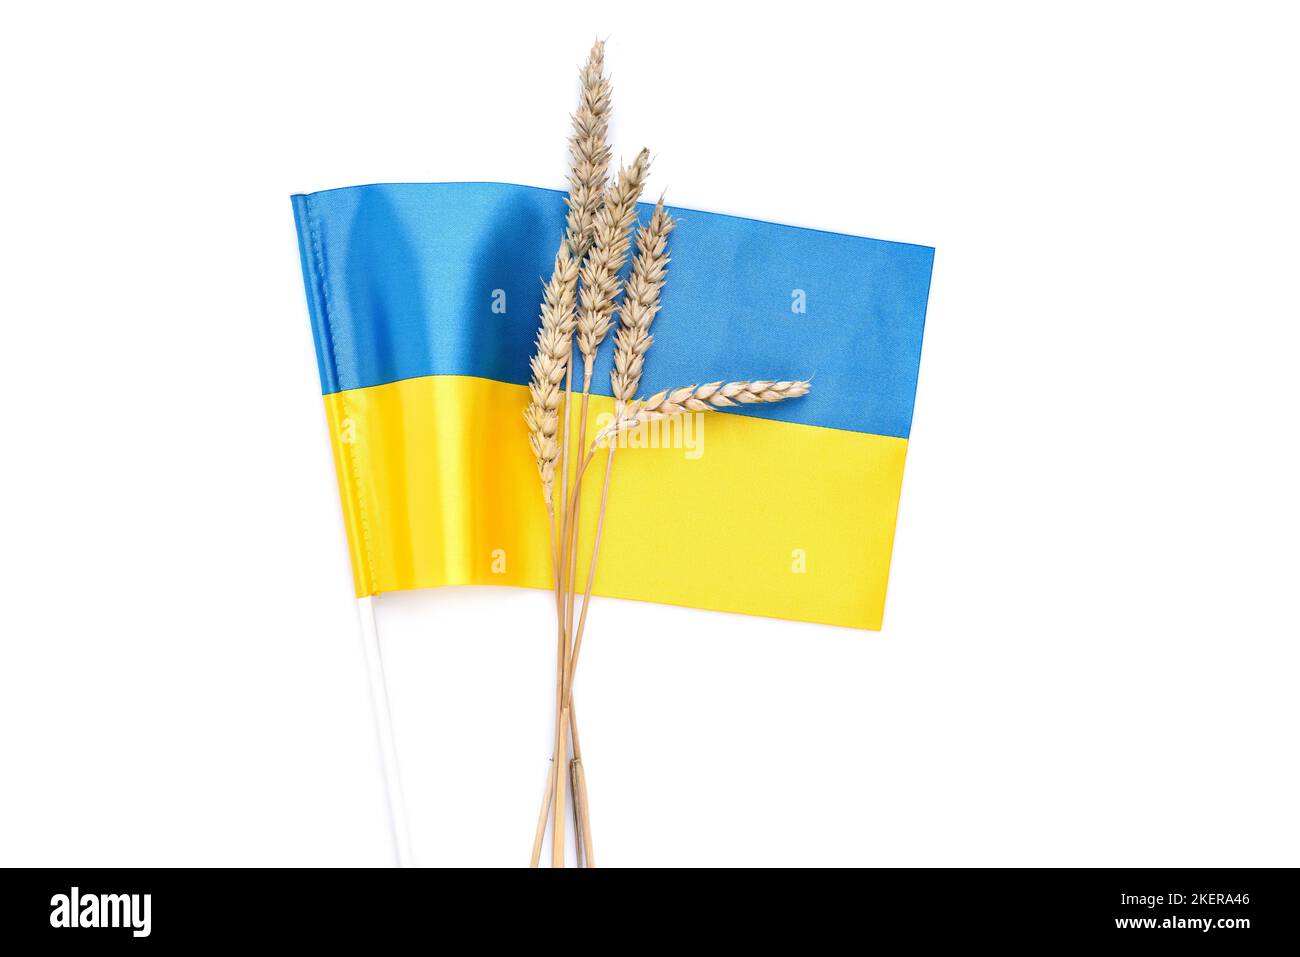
[{"left": 1, "top": 867, "right": 1293, "bottom": 946}]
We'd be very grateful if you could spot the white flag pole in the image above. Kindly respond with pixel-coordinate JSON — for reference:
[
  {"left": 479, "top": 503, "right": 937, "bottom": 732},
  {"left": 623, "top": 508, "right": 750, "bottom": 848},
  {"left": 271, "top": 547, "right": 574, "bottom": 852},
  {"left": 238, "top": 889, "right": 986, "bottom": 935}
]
[{"left": 356, "top": 595, "right": 415, "bottom": 867}]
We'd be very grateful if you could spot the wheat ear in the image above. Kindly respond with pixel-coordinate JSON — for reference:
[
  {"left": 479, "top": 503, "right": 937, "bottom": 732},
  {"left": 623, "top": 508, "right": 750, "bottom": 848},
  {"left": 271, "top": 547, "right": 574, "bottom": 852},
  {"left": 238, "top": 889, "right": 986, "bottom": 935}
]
[
  {"left": 523, "top": 247, "right": 579, "bottom": 507},
  {"left": 575, "top": 149, "right": 651, "bottom": 371},
  {"left": 610, "top": 199, "right": 674, "bottom": 410},
  {"left": 596, "top": 380, "right": 813, "bottom": 445},
  {"left": 565, "top": 41, "right": 612, "bottom": 258}
]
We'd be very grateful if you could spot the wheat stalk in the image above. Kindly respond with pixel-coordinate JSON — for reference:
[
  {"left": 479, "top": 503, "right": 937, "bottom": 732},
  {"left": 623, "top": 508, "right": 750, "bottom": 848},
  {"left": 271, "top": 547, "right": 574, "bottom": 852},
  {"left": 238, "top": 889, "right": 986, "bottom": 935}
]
[
  {"left": 562, "top": 151, "right": 651, "bottom": 634},
  {"left": 549, "top": 42, "right": 618, "bottom": 871},
  {"left": 529, "top": 44, "right": 813, "bottom": 870},
  {"left": 563, "top": 378, "right": 810, "bottom": 712},
  {"left": 525, "top": 39, "right": 612, "bottom": 869},
  {"left": 561, "top": 203, "right": 678, "bottom": 703},
  {"left": 554, "top": 148, "right": 653, "bottom": 866}
]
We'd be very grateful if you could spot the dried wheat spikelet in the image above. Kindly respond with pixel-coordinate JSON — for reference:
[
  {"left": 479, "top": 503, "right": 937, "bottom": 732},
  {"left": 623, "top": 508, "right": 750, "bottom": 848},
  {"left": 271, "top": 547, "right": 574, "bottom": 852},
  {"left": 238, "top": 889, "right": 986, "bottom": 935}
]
[
  {"left": 565, "top": 40, "right": 612, "bottom": 258},
  {"left": 576, "top": 148, "right": 651, "bottom": 365},
  {"left": 524, "top": 246, "right": 581, "bottom": 501},
  {"left": 525, "top": 42, "right": 612, "bottom": 504},
  {"left": 595, "top": 379, "right": 813, "bottom": 445},
  {"left": 610, "top": 199, "right": 674, "bottom": 410}
]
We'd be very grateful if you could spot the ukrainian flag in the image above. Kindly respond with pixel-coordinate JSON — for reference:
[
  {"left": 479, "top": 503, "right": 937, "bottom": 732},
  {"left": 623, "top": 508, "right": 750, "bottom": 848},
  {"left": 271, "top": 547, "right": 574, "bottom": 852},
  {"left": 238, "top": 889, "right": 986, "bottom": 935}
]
[{"left": 292, "top": 183, "right": 932, "bottom": 630}]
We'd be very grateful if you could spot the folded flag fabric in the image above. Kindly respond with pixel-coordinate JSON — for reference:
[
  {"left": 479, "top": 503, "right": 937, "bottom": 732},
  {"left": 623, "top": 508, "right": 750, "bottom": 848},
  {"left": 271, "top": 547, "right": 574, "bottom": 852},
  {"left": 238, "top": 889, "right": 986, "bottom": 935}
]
[{"left": 291, "top": 182, "right": 932, "bottom": 629}]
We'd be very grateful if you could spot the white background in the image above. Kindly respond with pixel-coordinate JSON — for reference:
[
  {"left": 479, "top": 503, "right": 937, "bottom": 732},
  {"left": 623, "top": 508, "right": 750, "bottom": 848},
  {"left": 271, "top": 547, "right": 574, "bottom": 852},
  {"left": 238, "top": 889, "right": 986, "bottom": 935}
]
[{"left": 2, "top": 1, "right": 1297, "bottom": 867}]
